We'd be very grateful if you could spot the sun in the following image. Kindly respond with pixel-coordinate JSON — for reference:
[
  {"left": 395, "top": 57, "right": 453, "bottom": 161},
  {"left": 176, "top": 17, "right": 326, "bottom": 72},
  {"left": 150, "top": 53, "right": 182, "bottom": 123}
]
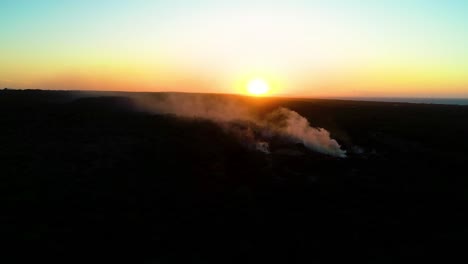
[{"left": 247, "top": 78, "right": 270, "bottom": 96}]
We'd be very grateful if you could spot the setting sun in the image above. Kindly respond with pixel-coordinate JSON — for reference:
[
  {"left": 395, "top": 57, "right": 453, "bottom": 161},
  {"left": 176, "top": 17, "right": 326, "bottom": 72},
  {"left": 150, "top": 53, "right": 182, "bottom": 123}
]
[{"left": 247, "top": 79, "right": 270, "bottom": 96}]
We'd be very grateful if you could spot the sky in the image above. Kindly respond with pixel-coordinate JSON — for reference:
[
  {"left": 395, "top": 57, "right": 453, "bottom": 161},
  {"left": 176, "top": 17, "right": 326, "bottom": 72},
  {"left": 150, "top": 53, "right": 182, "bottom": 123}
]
[{"left": 1, "top": 0, "right": 468, "bottom": 97}]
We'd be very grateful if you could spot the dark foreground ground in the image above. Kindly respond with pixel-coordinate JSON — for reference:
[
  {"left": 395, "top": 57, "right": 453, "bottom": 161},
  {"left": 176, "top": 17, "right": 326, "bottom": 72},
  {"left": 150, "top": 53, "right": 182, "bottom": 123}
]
[{"left": 1, "top": 89, "right": 468, "bottom": 263}]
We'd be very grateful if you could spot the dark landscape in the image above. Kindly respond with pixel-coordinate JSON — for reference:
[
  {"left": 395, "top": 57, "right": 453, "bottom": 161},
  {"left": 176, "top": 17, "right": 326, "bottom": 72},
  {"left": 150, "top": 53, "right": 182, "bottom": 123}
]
[{"left": 2, "top": 89, "right": 468, "bottom": 263}]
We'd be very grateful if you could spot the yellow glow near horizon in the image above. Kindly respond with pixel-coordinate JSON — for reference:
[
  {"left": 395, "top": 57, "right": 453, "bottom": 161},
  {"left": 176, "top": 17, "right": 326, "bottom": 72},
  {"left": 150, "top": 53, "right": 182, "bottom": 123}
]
[
  {"left": 1, "top": 2, "right": 468, "bottom": 97},
  {"left": 247, "top": 78, "right": 270, "bottom": 96}
]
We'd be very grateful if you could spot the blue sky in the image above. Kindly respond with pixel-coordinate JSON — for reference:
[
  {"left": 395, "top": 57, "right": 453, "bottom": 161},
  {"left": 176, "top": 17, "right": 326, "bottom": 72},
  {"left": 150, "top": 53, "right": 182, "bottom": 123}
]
[{"left": 1, "top": 0, "right": 468, "bottom": 96}]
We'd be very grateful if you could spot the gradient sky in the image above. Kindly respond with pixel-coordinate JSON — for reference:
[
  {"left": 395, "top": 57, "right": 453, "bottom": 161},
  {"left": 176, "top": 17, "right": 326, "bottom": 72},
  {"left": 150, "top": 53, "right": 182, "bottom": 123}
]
[{"left": 1, "top": 0, "right": 468, "bottom": 97}]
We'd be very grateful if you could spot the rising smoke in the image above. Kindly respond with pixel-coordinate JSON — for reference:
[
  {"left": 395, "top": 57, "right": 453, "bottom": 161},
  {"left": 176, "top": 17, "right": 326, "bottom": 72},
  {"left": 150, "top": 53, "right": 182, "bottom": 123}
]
[
  {"left": 262, "top": 108, "right": 346, "bottom": 157},
  {"left": 132, "top": 93, "right": 346, "bottom": 158}
]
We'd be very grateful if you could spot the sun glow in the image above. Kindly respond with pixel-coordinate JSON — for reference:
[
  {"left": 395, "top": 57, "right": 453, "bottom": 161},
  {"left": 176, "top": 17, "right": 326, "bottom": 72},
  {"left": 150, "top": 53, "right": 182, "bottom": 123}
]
[{"left": 247, "top": 78, "right": 270, "bottom": 96}]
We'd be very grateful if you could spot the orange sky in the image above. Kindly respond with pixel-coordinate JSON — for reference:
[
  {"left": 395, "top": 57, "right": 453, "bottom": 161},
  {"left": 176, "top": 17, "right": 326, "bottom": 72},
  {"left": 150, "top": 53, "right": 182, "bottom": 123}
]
[{"left": 1, "top": 1, "right": 468, "bottom": 97}]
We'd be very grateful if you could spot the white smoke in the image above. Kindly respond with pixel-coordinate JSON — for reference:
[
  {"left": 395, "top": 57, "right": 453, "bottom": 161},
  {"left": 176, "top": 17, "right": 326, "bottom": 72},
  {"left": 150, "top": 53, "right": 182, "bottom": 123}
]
[
  {"left": 255, "top": 141, "right": 271, "bottom": 154},
  {"left": 262, "top": 108, "right": 346, "bottom": 158},
  {"left": 132, "top": 93, "right": 346, "bottom": 158}
]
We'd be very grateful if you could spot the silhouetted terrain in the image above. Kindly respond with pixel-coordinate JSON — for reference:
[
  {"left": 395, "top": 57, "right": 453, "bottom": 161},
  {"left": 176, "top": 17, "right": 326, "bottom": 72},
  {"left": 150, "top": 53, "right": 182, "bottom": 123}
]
[{"left": 1, "top": 89, "right": 468, "bottom": 263}]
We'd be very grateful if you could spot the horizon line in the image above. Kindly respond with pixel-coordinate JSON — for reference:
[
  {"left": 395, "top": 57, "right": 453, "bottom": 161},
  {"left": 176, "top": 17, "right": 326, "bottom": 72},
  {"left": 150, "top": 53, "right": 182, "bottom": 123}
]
[{"left": 3, "top": 87, "right": 468, "bottom": 101}]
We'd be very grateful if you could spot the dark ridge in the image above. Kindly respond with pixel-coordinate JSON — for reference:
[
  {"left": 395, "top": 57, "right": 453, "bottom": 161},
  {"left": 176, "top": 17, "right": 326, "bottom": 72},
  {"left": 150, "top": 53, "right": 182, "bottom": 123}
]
[{"left": 1, "top": 89, "right": 467, "bottom": 263}]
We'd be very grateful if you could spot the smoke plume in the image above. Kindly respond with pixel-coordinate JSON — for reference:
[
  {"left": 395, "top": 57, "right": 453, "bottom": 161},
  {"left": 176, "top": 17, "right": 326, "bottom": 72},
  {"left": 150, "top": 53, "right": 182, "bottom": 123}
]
[
  {"left": 132, "top": 93, "right": 346, "bottom": 158},
  {"left": 262, "top": 108, "right": 346, "bottom": 157}
]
